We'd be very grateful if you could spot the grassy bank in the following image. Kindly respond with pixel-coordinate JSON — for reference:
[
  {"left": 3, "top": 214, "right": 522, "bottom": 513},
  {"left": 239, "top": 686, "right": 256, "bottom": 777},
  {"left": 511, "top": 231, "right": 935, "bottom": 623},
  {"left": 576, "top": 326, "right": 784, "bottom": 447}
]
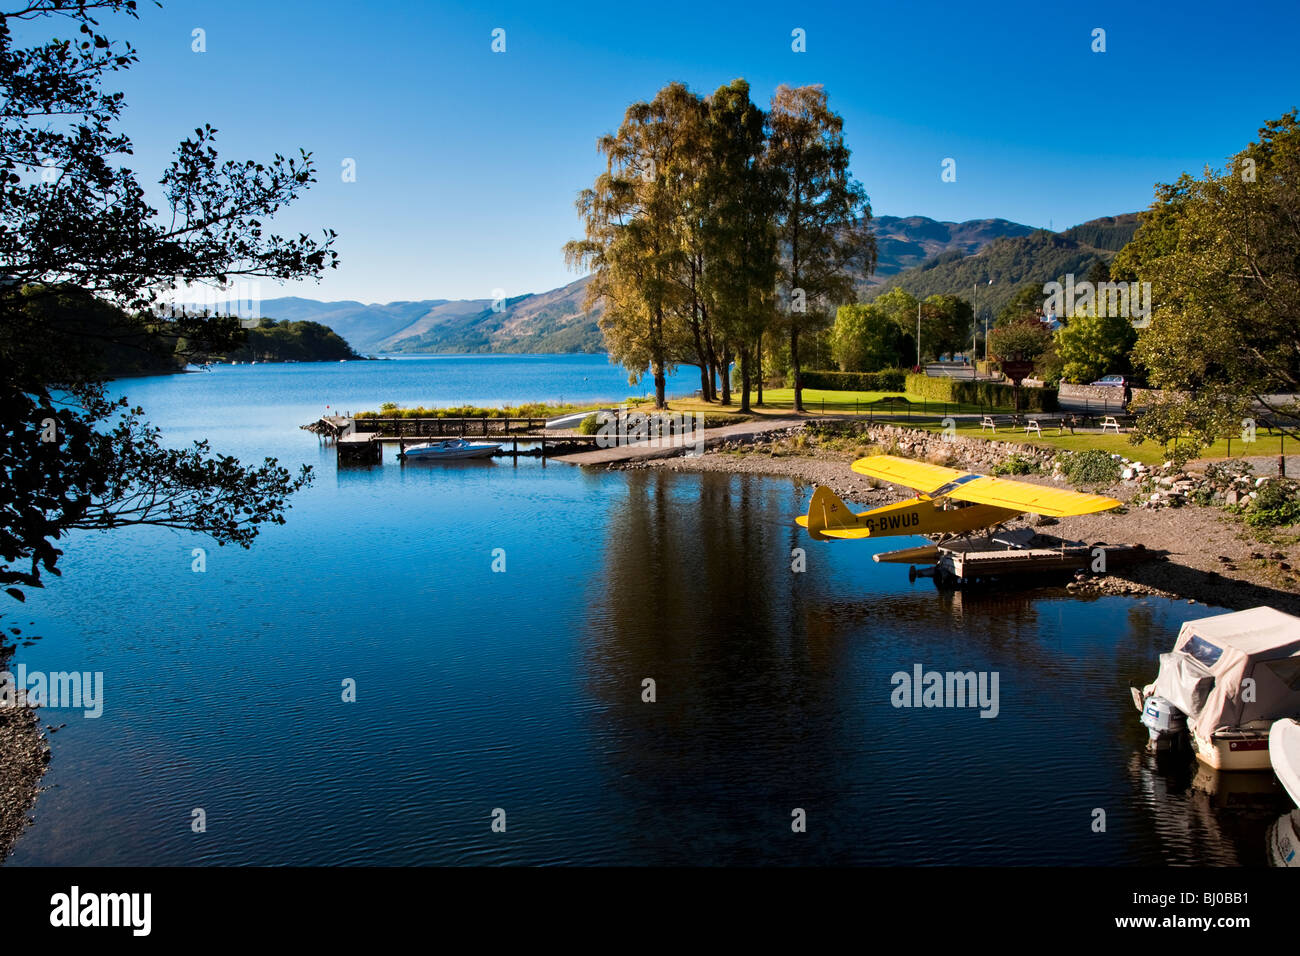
[
  {"left": 907, "top": 418, "right": 1289, "bottom": 465},
  {"left": 355, "top": 401, "right": 610, "bottom": 419},
  {"left": 354, "top": 399, "right": 752, "bottom": 430},
  {"left": 665, "top": 388, "right": 996, "bottom": 418}
]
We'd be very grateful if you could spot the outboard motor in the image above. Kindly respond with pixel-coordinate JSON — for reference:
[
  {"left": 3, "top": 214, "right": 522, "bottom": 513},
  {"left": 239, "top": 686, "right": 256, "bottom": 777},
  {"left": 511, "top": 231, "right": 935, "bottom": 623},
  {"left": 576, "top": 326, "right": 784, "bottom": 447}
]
[{"left": 1140, "top": 695, "right": 1189, "bottom": 752}]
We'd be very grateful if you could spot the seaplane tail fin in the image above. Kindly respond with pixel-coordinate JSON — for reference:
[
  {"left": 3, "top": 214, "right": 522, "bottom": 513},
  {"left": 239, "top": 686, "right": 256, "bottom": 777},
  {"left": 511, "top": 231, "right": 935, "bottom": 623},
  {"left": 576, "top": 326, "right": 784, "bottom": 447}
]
[{"left": 799, "top": 485, "right": 867, "bottom": 540}]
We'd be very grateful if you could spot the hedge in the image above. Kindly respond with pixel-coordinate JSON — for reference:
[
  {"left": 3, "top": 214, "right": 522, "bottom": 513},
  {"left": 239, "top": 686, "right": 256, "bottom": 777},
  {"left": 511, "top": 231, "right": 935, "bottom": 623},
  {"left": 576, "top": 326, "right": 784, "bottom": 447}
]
[
  {"left": 905, "top": 373, "right": 1059, "bottom": 411},
  {"left": 799, "top": 369, "right": 908, "bottom": 391}
]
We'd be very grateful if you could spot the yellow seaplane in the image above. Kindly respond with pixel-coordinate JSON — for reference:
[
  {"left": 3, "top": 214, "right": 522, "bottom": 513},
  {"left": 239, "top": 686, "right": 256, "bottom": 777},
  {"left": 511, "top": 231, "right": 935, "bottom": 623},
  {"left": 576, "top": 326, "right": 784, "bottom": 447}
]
[{"left": 797, "top": 455, "right": 1122, "bottom": 542}]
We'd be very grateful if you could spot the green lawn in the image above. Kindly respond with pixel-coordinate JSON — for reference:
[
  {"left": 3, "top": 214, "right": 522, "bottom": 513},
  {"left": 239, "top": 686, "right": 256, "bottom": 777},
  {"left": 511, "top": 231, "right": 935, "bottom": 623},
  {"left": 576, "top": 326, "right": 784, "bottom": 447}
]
[
  {"left": 620, "top": 388, "right": 1292, "bottom": 468},
  {"left": 731, "top": 387, "right": 1002, "bottom": 418},
  {"left": 910, "top": 418, "right": 1290, "bottom": 465}
]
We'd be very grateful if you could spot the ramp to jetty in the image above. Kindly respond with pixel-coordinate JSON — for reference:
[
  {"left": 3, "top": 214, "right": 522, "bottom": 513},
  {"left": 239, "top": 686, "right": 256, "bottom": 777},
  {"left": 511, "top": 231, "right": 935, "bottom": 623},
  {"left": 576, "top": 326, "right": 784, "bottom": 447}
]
[{"left": 552, "top": 417, "right": 803, "bottom": 466}]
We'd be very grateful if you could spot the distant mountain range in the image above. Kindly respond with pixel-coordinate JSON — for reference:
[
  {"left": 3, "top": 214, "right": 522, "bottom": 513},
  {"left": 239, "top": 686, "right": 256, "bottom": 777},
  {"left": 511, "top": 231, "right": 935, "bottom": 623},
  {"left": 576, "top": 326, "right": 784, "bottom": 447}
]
[
  {"left": 230, "top": 213, "right": 1137, "bottom": 354},
  {"left": 871, "top": 213, "right": 1142, "bottom": 316}
]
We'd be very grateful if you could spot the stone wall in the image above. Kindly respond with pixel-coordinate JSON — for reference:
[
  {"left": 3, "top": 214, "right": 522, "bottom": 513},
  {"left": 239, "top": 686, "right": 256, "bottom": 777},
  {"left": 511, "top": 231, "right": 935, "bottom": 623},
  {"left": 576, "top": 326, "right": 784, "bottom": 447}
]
[
  {"left": 1058, "top": 382, "right": 1127, "bottom": 409},
  {"left": 816, "top": 422, "right": 1058, "bottom": 474}
]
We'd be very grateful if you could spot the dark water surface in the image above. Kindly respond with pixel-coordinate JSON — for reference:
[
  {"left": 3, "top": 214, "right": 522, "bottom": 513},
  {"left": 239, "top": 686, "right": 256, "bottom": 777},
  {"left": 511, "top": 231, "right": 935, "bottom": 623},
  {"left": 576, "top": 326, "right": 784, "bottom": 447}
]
[{"left": 4, "top": 357, "right": 1290, "bottom": 865}]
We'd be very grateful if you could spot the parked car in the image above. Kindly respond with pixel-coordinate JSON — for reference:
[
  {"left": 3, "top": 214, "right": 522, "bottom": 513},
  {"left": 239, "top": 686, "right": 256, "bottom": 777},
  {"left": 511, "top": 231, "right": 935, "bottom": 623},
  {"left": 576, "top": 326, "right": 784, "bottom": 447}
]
[{"left": 1090, "top": 374, "right": 1128, "bottom": 387}]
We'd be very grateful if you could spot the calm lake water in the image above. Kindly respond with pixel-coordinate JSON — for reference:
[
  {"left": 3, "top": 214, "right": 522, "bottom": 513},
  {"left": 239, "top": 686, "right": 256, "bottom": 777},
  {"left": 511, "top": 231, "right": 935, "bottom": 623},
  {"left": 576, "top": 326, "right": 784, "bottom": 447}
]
[{"left": 3, "top": 355, "right": 1291, "bottom": 865}]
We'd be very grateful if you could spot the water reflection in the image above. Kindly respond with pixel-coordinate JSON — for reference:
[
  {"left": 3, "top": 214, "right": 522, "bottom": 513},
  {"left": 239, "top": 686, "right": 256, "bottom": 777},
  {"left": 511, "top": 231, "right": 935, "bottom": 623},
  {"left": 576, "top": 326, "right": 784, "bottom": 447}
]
[
  {"left": 1267, "top": 809, "right": 1300, "bottom": 866},
  {"left": 5, "top": 441, "right": 1281, "bottom": 865},
  {"left": 1125, "top": 751, "right": 1292, "bottom": 866},
  {"left": 574, "top": 469, "right": 1271, "bottom": 864}
]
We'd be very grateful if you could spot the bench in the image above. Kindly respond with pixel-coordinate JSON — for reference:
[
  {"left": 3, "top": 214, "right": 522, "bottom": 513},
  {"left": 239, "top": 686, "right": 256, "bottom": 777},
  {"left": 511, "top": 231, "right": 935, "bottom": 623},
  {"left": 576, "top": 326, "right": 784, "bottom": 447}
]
[
  {"left": 981, "top": 415, "right": 998, "bottom": 432},
  {"left": 1101, "top": 416, "right": 1122, "bottom": 434},
  {"left": 1024, "top": 419, "right": 1042, "bottom": 436},
  {"left": 1255, "top": 414, "right": 1297, "bottom": 435}
]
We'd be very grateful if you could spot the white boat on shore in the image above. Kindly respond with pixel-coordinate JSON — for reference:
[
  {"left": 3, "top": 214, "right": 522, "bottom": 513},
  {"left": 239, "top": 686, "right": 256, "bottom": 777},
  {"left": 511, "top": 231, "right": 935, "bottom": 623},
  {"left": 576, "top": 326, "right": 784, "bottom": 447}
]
[
  {"left": 399, "top": 438, "right": 500, "bottom": 461},
  {"left": 1133, "top": 606, "right": 1300, "bottom": 771}
]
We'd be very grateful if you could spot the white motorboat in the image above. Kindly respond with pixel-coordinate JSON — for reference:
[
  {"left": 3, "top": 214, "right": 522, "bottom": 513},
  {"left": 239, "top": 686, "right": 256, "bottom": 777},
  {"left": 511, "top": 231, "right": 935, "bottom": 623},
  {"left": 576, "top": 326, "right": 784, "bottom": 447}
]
[
  {"left": 1271, "top": 717, "right": 1300, "bottom": 806},
  {"left": 1133, "top": 606, "right": 1300, "bottom": 771},
  {"left": 400, "top": 438, "right": 500, "bottom": 461},
  {"left": 1263, "top": 717, "right": 1300, "bottom": 868},
  {"left": 1267, "top": 809, "right": 1300, "bottom": 866}
]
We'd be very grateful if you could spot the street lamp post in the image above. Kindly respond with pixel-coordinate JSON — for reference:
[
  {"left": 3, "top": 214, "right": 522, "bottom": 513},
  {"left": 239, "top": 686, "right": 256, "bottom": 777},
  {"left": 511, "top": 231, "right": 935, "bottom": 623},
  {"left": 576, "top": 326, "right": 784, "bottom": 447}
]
[
  {"left": 977, "top": 278, "right": 987, "bottom": 369},
  {"left": 916, "top": 303, "right": 922, "bottom": 370}
]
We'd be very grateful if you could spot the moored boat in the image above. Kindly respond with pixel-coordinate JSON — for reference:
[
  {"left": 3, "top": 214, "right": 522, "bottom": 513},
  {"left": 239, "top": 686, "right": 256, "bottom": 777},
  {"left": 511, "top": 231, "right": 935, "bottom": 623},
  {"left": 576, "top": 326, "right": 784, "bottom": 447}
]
[
  {"left": 1133, "top": 606, "right": 1300, "bottom": 771},
  {"left": 400, "top": 438, "right": 500, "bottom": 461},
  {"left": 1271, "top": 717, "right": 1300, "bottom": 806},
  {"left": 1267, "top": 809, "right": 1300, "bottom": 866}
]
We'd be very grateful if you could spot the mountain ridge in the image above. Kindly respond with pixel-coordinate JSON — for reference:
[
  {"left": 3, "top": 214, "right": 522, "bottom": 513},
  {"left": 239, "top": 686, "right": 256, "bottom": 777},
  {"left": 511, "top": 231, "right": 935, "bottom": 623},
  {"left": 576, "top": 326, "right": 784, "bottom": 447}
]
[{"left": 223, "top": 213, "right": 1134, "bottom": 353}]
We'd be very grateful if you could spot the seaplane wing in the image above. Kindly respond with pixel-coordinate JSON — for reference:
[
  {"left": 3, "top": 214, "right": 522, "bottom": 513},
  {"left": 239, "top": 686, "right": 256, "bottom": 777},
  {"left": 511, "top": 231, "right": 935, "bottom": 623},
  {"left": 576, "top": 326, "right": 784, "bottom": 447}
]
[
  {"left": 849, "top": 455, "right": 970, "bottom": 493},
  {"left": 800, "top": 455, "right": 1121, "bottom": 542},
  {"left": 938, "top": 476, "right": 1121, "bottom": 517}
]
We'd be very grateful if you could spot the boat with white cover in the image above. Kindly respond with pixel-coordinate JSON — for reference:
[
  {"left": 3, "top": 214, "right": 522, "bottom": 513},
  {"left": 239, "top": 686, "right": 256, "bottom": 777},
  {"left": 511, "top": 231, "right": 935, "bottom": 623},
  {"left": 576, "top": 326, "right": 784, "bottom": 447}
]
[{"left": 1133, "top": 607, "right": 1300, "bottom": 771}]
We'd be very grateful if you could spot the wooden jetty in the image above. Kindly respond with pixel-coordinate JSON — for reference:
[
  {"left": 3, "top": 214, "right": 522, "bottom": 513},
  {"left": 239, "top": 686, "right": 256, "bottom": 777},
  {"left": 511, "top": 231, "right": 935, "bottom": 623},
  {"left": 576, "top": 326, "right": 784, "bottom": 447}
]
[
  {"left": 356, "top": 416, "right": 551, "bottom": 438},
  {"left": 338, "top": 431, "right": 381, "bottom": 464},
  {"left": 303, "top": 415, "right": 608, "bottom": 464}
]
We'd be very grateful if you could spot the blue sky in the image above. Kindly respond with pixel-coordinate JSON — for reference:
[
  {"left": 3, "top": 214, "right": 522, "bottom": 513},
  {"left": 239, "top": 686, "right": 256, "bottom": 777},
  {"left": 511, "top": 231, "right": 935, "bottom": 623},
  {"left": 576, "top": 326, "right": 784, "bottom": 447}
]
[{"left": 42, "top": 0, "right": 1300, "bottom": 303}]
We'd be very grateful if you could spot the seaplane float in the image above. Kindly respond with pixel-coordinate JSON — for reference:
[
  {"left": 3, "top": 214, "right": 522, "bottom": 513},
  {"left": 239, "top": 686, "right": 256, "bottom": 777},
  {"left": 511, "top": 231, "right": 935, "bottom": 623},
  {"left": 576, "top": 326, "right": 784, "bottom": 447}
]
[{"left": 795, "top": 454, "right": 1127, "bottom": 586}]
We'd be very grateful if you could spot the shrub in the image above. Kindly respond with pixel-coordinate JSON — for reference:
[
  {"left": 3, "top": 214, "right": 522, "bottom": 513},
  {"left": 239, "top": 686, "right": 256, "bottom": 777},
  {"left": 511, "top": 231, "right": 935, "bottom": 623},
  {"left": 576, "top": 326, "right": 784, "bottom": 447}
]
[
  {"left": 904, "top": 373, "right": 1058, "bottom": 411},
  {"left": 991, "top": 453, "right": 1039, "bottom": 476},
  {"left": 800, "top": 368, "right": 908, "bottom": 391},
  {"left": 1062, "top": 449, "right": 1121, "bottom": 487},
  {"left": 1245, "top": 480, "right": 1300, "bottom": 528},
  {"left": 577, "top": 413, "right": 600, "bottom": 435}
]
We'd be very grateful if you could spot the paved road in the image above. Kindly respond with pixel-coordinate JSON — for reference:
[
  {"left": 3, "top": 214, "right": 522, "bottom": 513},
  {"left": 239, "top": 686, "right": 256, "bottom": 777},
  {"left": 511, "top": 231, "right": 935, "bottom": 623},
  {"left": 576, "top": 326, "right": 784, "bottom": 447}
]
[{"left": 1187, "top": 453, "right": 1300, "bottom": 477}]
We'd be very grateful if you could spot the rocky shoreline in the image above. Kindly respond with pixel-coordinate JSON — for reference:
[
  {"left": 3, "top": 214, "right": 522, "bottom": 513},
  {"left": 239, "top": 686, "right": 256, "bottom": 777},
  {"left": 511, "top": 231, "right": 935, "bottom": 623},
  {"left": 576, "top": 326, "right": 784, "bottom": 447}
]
[
  {"left": 0, "top": 650, "right": 49, "bottom": 863},
  {"left": 623, "top": 422, "right": 1300, "bottom": 615}
]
